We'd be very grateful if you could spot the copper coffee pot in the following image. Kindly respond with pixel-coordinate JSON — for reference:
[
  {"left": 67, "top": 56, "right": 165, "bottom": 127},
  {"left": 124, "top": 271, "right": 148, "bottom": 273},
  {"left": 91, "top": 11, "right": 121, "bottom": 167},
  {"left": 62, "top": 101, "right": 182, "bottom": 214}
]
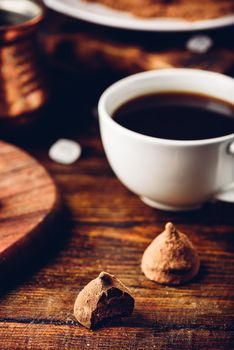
[{"left": 0, "top": 0, "right": 49, "bottom": 129}]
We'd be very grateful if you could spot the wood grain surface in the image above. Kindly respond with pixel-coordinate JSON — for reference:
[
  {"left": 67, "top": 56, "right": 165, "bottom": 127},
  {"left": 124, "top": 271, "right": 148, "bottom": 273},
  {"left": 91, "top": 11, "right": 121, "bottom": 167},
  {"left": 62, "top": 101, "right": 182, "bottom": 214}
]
[
  {"left": 0, "top": 10, "right": 234, "bottom": 350},
  {"left": 43, "top": 32, "right": 234, "bottom": 75},
  {"left": 0, "top": 141, "right": 59, "bottom": 277},
  {"left": 41, "top": 10, "right": 234, "bottom": 75},
  {"left": 0, "top": 133, "right": 233, "bottom": 350}
]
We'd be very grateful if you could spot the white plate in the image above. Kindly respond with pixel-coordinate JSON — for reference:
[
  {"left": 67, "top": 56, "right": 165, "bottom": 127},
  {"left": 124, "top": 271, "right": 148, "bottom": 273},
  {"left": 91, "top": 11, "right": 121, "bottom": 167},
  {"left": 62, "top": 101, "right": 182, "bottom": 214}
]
[{"left": 44, "top": 0, "right": 234, "bottom": 32}]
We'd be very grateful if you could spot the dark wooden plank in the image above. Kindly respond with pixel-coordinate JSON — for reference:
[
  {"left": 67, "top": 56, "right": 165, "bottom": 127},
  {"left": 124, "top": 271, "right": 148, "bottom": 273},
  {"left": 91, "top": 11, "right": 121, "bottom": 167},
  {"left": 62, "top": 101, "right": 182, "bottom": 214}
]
[
  {"left": 0, "top": 134, "right": 233, "bottom": 349},
  {"left": 1, "top": 323, "right": 234, "bottom": 350},
  {"left": 43, "top": 32, "right": 234, "bottom": 75},
  {"left": 41, "top": 11, "right": 234, "bottom": 76}
]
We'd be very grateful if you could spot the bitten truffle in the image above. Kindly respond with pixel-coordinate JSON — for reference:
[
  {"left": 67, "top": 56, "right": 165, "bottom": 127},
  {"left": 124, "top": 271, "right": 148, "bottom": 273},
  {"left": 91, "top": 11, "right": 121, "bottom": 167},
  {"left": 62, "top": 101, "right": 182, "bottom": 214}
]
[
  {"left": 74, "top": 272, "right": 135, "bottom": 329},
  {"left": 141, "top": 222, "right": 200, "bottom": 285}
]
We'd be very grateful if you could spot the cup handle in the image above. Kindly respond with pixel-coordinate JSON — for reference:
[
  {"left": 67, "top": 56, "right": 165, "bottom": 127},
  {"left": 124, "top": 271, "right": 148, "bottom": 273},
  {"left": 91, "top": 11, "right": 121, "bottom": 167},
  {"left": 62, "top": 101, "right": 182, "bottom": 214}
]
[{"left": 214, "top": 141, "right": 234, "bottom": 203}]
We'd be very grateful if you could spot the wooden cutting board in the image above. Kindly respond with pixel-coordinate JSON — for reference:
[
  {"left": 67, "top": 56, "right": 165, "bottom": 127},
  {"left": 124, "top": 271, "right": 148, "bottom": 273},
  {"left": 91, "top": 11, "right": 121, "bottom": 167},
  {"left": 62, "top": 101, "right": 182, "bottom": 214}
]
[{"left": 0, "top": 140, "right": 59, "bottom": 275}]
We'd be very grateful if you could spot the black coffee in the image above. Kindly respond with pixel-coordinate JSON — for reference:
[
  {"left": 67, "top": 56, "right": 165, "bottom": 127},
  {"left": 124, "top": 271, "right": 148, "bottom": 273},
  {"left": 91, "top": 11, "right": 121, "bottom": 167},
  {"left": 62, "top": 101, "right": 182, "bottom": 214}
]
[
  {"left": 0, "top": 10, "right": 30, "bottom": 26},
  {"left": 113, "top": 92, "right": 234, "bottom": 140}
]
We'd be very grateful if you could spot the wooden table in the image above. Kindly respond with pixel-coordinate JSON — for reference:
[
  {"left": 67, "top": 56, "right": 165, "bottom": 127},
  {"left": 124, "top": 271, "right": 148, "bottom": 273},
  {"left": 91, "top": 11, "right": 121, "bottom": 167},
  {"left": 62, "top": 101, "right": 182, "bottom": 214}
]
[{"left": 0, "top": 11, "right": 234, "bottom": 350}]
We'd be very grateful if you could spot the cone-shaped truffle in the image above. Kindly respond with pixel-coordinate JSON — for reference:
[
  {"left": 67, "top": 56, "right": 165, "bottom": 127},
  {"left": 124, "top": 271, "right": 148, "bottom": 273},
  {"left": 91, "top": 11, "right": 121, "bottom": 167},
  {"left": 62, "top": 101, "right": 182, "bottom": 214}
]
[
  {"left": 141, "top": 222, "right": 200, "bottom": 285},
  {"left": 74, "top": 272, "right": 135, "bottom": 329}
]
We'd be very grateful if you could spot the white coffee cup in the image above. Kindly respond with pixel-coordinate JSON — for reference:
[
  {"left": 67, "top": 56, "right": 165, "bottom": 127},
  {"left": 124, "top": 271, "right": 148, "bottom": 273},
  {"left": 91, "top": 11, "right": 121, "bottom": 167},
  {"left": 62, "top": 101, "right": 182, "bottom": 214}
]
[{"left": 98, "top": 69, "right": 234, "bottom": 211}]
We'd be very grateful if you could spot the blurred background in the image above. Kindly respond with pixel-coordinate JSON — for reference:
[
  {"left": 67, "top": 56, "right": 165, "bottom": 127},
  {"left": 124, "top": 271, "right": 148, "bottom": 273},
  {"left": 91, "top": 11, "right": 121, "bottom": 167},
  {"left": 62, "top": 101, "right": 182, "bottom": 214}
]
[{"left": 2, "top": 0, "right": 233, "bottom": 147}]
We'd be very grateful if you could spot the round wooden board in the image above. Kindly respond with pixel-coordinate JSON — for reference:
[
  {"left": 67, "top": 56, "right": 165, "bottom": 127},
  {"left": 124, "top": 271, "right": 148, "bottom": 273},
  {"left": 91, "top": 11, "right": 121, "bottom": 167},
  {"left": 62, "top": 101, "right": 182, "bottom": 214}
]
[{"left": 0, "top": 140, "right": 59, "bottom": 267}]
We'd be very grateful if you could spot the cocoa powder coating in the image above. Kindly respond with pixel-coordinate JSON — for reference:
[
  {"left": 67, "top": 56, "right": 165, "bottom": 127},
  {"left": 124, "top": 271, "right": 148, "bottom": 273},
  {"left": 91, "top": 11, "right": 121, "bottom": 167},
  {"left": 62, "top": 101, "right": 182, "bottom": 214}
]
[
  {"left": 74, "top": 272, "right": 135, "bottom": 329},
  {"left": 141, "top": 222, "right": 200, "bottom": 285},
  {"left": 85, "top": 0, "right": 234, "bottom": 21}
]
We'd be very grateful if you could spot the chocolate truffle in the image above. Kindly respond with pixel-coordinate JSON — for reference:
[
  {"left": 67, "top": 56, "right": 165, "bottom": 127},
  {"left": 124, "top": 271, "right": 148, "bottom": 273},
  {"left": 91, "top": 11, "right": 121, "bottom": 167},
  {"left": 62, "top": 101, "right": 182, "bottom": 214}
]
[
  {"left": 141, "top": 222, "right": 200, "bottom": 285},
  {"left": 74, "top": 272, "right": 135, "bottom": 329}
]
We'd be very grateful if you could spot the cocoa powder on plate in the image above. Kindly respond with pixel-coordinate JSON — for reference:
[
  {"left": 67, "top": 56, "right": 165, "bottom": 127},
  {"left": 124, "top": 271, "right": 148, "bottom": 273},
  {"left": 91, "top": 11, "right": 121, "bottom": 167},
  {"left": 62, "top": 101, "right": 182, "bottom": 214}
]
[{"left": 85, "top": 0, "right": 234, "bottom": 21}]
